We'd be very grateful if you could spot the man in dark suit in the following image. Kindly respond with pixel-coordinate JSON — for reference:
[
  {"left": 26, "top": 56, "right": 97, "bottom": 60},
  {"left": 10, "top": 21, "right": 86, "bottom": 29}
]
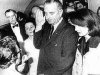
[
  {"left": 0, "top": 9, "right": 28, "bottom": 56},
  {"left": 1, "top": 9, "right": 28, "bottom": 42},
  {"left": 34, "top": 0, "right": 78, "bottom": 75}
]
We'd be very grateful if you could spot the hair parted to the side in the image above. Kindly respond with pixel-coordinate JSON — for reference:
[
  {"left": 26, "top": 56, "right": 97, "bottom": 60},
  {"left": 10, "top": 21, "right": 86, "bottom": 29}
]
[
  {"left": 45, "top": 0, "right": 63, "bottom": 10},
  {"left": 5, "top": 9, "right": 17, "bottom": 16},
  {"left": 69, "top": 8, "right": 100, "bottom": 37}
]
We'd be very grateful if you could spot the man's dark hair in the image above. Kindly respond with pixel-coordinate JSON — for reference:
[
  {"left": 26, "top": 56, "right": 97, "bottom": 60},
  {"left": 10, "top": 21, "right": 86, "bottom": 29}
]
[{"left": 5, "top": 9, "right": 17, "bottom": 16}]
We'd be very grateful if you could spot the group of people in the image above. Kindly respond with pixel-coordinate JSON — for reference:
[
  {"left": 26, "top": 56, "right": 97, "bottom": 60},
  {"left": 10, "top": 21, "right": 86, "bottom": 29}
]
[
  {"left": 0, "top": 8, "right": 40, "bottom": 75},
  {"left": 0, "top": 0, "right": 100, "bottom": 75},
  {"left": 64, "top": 0, "right": 88, "bottom": 14},
  {"left": 69, "top": 9, "right": 100, "bottom": 75}
]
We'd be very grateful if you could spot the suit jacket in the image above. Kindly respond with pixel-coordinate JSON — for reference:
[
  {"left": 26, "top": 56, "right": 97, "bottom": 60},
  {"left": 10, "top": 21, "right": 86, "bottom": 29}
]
[
  {"left": 34, "top": 19, "right": 78, "bottom": 75},
  {"left": 0, "top": 23, "right": 27, "bottom": 40},
  {"left": 0, "top": 12, "right": 28, "bottom": 40}
]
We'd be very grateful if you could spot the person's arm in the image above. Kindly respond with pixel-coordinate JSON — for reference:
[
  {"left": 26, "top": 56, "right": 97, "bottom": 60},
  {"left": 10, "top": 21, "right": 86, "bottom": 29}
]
[
  {"left": 15, "top": 53, "right": 29, "bottom": 74},
  {"left": 34, "top": 30, "right": 43, "bottom": 49},
  {"left": 35, "top": 8, "right": 45, "bottom": 32},
  {"left": 34, "top": 8, "right": 47, "bottom": 49},
  {"left": 34, "top": 21, "right": 51, "bottom": 49},
  {"left": 34, "top": 22, "right": 48, "bottom": 49}
]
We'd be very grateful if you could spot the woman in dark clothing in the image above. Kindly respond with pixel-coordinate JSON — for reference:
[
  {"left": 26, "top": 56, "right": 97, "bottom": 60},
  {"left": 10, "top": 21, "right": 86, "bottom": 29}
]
[{"left": 69, "top": 8, "right": 100, "bottom": 75}]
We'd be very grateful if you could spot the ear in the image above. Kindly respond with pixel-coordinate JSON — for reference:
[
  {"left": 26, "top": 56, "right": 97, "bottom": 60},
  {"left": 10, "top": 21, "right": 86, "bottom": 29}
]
[
  {"left": 59, "top": 9, "right": 63, "bottom": 17},
  {"left": 15, "top": 13, "right": 17, "bottom": 18}
]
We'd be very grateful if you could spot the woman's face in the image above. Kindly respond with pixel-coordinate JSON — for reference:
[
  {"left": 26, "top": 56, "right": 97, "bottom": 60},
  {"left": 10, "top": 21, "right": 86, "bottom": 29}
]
[
  {"left": 74, "top": 25, "right": 89, "bottom": 36},
  {"left": 25, "top": 22, "right": 35, "bottom": 36}
]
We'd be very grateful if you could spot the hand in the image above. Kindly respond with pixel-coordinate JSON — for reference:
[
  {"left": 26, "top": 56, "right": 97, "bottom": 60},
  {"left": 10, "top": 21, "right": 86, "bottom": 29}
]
[
  {"left": 17, "top": 63, "right": 25, "bottom": 72},
  {"left": 22, "top": 55, "right": 28, "bottom": 63},
  {"left": 35, "top": 9, "right": 45, "bottom": 32}
]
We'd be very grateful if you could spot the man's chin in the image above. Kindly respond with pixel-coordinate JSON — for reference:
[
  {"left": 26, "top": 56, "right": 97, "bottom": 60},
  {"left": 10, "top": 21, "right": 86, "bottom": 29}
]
[{"left": 48, "top": 21, "right": 54, "bottom": 25}]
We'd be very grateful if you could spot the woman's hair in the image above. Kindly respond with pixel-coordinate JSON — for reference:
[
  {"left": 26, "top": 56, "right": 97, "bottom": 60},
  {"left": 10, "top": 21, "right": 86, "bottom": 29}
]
[
  {"left": 0, "top": 36, "right": 18, "bottom": 69},
  {"left": 25, "top": 20, "right": 36, "bottom": 28},
  {"left": 97, "top": 6, "right": 100, "bottom": 16},
  {"left": 69, "top": 8, "right": 100, "bottom": 37}
]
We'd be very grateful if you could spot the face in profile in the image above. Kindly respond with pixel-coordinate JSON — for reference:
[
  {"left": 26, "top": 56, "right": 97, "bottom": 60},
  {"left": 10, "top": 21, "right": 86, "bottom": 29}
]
[
  {"left": 5, "top": 11, "right": 17, "bottom": 24},
  {"left": 25, "top": 22, "right": 35, "bottom": 36},
  {"left": 74, "top": 25, "right": 89, "bottom": 36},
  {"left": 44, "top": 2, "right": 63, "bottom": 25}
]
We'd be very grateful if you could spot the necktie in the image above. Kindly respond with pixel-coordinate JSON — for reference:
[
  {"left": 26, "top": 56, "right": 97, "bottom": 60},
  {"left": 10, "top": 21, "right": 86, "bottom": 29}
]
[
  {"left": 49, "top": 26, "right": 54, "bottom": 39},
  {"left": 78, "top": 36, "right": 89, "bottom": 56},
  {"left": 13, "top": 24, "right": 18, "bottom": 28}
]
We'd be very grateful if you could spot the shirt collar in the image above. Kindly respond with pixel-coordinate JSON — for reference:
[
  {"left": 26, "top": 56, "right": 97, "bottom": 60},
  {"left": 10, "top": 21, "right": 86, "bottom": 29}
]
[
  {"left": 11, "top": 22, "right": 19, "bottom": 28},
  {"left": 53, "top": 17, "right": 63, "bottom": 33}
]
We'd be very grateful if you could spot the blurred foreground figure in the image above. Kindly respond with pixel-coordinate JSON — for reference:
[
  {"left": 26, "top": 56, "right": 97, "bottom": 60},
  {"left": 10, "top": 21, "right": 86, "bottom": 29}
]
[{"left": 0, "top": 36, "right": 24, "bottom": 75}]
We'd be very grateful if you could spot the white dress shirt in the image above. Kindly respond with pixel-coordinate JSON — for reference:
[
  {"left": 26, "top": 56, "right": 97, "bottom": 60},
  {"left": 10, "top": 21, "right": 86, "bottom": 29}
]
[{"left": 11, "top": 23, "right": 23, "bottom": 42}]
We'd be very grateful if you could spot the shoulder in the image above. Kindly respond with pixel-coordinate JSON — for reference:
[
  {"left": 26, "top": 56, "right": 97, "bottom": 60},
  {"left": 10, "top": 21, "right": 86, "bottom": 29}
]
[
  {"left": 0, "top": 24, "right": 11, "bottom": 32},
  {"left": 64, "top": 23, "right": 78, "bottom": 35},
  {"left": 0, "top": 23, "right": 10, "bottom": 29},
  {"left": 89, "top": 36, "right": 100, "bottom": 48},
  {"left": 42, "top": 21, "right": 51, "bottom": 30},
  {"left": 61, "top": 23, "right": 78, "bottom": 42}
]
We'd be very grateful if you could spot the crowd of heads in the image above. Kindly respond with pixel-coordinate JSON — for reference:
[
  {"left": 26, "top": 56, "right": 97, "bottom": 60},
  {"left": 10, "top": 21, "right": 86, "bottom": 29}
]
[{"left": 63, "top": 0, "right": 88, "bottom": 13}]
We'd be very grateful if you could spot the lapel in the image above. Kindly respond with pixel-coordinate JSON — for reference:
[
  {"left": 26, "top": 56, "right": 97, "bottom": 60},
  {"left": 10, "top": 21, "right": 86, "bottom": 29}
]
[
  {"left": 17, "top": 21, "right": 24, "bottom": 37},
  {"left": 10, "top": 22, "right": 24, "bottom": 39},
  {"left": 18, "top": 22, "right": 22, "bottom": 34},
  {"left": 45, "top": 19, "right": 67, "bottom": 47},
  {"left": 8, "top": 23, "right": 15, "bottom": 35}
]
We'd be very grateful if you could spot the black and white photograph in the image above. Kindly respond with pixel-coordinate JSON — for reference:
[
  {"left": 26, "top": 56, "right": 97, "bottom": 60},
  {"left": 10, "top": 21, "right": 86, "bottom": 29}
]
[{"left": 0, "top": 0, "right": 100, "bottom": 75}]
